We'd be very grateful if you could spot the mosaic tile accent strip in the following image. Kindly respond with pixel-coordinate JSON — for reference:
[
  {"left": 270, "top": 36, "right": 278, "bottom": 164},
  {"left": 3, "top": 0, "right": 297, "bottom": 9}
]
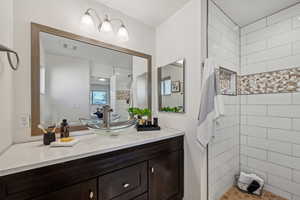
[
  {"left": 116, "top": 90, "right": 130, "bottom": 100},
  {"left": 239, "top": 67, "right": 300, "bottom": 95}
]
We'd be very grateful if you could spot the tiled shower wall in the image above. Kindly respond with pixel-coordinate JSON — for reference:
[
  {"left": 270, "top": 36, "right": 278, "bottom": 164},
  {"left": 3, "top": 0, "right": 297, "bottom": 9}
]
[
  {"left": 208, "top": 1, "right": 240, "bottom": 200},
  {"left": 240, "top": 3, "right": 300, "bottom": 200}
]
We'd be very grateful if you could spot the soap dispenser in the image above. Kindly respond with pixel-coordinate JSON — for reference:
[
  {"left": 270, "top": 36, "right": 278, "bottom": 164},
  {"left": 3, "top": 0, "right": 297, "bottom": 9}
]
[{"left": 60, "top": 119, "right": 70, "bottom": 138}]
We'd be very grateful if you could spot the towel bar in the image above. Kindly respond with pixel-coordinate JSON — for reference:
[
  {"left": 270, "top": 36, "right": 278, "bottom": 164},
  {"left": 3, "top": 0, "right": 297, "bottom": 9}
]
[{"left": 0, "top": 44, "right": 20, "bottom": 71}]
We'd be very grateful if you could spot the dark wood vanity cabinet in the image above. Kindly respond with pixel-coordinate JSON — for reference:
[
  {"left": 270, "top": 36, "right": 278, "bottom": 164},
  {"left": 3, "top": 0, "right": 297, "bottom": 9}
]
[
  {"left": 0, "top": 136, "right": 184, "bottom": 200},
  {"left": 32, "top": 179, "right": 97, "bottom": 200}
]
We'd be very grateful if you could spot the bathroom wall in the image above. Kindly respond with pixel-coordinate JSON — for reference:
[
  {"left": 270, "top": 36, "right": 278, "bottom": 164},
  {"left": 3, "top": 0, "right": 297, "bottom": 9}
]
[
  {"left": 42, "top": 54, "right": 90, "bottom": 124},
  {"left": 240, "top": 4, "right": 300, "bottom": 200},
  {"left": 12, "top": 0, "right": 156, "bottom": 142},
  {"left": 155, "top": 0, "right": 203, "bottom": 199},
  {"left": 0, "top": 0, "right": 14, "bottom": 153},
  {"left": 207, "top": 2, "right": 240, "bottom": 200}
]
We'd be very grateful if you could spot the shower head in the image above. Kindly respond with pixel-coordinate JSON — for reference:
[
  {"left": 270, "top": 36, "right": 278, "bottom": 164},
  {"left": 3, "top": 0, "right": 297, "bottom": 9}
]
[{"left": 0, "top": 44, "right": 20, "bottom": 71}]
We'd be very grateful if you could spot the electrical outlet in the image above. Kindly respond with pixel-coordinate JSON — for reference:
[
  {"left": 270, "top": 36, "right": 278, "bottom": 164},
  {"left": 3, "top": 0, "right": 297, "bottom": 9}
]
[{"left": 19, "top": 114, "right": 30, "bottom": 128}]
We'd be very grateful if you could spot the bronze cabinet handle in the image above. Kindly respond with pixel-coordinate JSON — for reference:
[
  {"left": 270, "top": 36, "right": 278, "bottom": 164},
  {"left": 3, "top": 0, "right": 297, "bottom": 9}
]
[
  {"left": 89, "top": 190, "right": 94, "bottom": 200},
  {"left": 151, "top": 167, "right": 155, "bottom": 174}
]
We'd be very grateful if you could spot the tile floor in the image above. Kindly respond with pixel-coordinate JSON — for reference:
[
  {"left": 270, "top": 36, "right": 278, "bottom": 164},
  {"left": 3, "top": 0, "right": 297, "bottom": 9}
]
[{"left": 220, "top": 187, "right": 287, "bottom": 200}]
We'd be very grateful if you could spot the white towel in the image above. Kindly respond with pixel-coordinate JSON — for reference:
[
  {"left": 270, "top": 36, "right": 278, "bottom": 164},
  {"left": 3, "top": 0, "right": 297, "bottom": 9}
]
[
  {"left": 197, "top": 58, "right": 225, "bottom": 150},
  {"left": 238, "top": 172, "right": 264, "bottom": 195}
]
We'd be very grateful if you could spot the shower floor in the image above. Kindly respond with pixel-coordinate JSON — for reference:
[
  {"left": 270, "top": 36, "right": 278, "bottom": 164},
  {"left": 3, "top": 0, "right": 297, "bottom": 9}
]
[{"left": 220, "top": 187, "right": 287, "bottom": 200}]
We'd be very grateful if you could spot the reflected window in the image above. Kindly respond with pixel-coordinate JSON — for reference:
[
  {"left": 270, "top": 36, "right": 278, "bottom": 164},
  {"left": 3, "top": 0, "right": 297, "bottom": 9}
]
[
  {"left": 161, "top": 78, "right": 171, "bottom": 96},
  {"left": 90, "top": 90, "right": 108, "bottom": 105}
]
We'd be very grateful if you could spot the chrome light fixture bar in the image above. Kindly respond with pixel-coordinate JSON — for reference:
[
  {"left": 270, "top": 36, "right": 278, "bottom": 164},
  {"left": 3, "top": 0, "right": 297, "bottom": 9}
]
[{"left": 81, "top": 8, "right": 129, "bottom": 42}]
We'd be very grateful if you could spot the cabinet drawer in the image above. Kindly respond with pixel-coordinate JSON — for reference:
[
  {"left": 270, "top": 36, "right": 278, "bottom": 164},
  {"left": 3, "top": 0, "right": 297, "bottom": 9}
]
[
  {"left": 98, "top": 162, "right": 147, "bottom": 200},
  {"left": 32, "top": 179, "right": 97, "bottom": 200},
  {"left": 132, "top": 193, "right": 147, "bottom": 200}
]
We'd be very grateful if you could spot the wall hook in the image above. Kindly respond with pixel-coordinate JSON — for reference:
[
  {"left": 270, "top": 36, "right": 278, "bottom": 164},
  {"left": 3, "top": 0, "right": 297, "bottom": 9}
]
[{"left": 0, "top": 44, "right": 20, "bottom": 71}]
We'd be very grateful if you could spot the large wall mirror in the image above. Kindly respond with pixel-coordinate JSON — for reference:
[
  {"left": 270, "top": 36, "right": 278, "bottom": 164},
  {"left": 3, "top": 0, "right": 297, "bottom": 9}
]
[
  {"left": 31, "top": 23, "right": 152, "bottom": 136},
  {"left": 158, "top": 59, "right": 185, "bottom": 113}
]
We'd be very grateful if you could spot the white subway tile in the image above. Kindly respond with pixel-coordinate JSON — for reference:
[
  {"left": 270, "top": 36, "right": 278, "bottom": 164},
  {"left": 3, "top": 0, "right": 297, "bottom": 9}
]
[
  {"left": 241, "top": 105, "right": 267, "bottom": 116},
  {"left": 240, "top": 116, "right": 247, "bottom": 125},
  {"left": 240, "top": 155, "right": 248, "bottom": 165},
  {"left": 268, "top": 29, "right": 300, "bottom": 48},
  {"left": 240, "top": 96, "right": 247, "bottom": 105},
  {"left": 241, "top": 62, "right": 268, "bottom": 74},
  {"left": 248, "top": 157, "right": 292, "bottom": 180},
  {"left": 248, "top": 137, "right": 292, "bottom": 155},
  {"left": 292, "top": 93, "right": 300, "bottom": 104},
  {"left": 224, "top": 105, "right": 238, "bottom": 116},
  {"left": 214, "top": 148, "right": 235, "bottom": 169},
  {"left": 241, "top": 136, "right": 247, "bottom": 145},
  {"left": 264, "top": 185, "right": 293, "bottom": 200},
  {"left": 293, "top": 144, "right": 300, "bottom": 157},
  {"left": 247, "top": 116, "right": 292, "bottom": 129},
  {"left": 247, "top": 44, "right": 291, "bottom": 64},
  {"left": 244, "top": 146, "right": 268, "bottom": 160},
  {"left": 241, "top": 19, "right": 267, "bottom": 35},
  {"left": 268, "top": 129, "right": 300, "bottom": 145},
  {"left": 223, "top": 95, "right": 239, "bottom": 105},
  {"left": 269, "top": 105, "right": 300, "bottom": 118},
  {"left": 247, "top": 94, "right": 292, "bottom": 105},
  {"left": 269, "top": 152, "right": 300, "bottom": 170},
  {"left": 243, "top": 40, "right": 267, "bottom": 55},
  {"left": 214, "top": 126, "right": 235, "bottom": 144},
  {"left": 268, "top": 175, "right": 300, "bottom": 196},
  {"left": 293, "top": 119, "right": 300, "bottom": 131},
  {"left": 246, "top": 20, "right": 292, "bottom": 44},
  {"left": 293, "top": 170, "right": 300, "bottom": 184},
  {"left": 241, "top": 125, "right": 267, "bottom": 138},
  {"left": 268, "top": 4, "right": 300, "bottom": 25},
  {"left": 267, "top": 55, "right": 300, "bottom": 71},
  {"left": 293, "top": 40, "right": 300, "bottom": 55},
  {"left": 293, "top": 16, "right": 300, "bottom": 29}
]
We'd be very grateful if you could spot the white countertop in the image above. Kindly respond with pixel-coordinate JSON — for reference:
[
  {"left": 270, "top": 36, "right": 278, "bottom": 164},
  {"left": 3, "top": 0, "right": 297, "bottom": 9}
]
[{"left": 0, "top": 127, "right": 184, "bottom": 177}]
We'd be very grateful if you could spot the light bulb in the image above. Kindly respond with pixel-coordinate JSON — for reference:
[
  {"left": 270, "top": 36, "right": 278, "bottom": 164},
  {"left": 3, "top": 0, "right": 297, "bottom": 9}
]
[
  {"left": 117, "top": 24, "right": 129, "bottom": 42},
  {"left": 100, "top": 19, "right": 113, "bottom": 33},
  {"left": 81, "top": 13, "right": 94, "bottom": 26}
]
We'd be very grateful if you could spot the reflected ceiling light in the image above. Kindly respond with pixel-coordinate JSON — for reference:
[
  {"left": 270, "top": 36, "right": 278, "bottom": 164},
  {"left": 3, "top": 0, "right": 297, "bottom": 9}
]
[
  {"left": 81, "top": 8, "right": 129, "bottom": 42},
  {"left": 176, "top": 60, "right": 184, "bottom": 65},
  {"left": 298, "top": 16, "right": 300, "bottom": 21},
  {"left": 98, "top": 78, "right": 106, "bottom": 82}
]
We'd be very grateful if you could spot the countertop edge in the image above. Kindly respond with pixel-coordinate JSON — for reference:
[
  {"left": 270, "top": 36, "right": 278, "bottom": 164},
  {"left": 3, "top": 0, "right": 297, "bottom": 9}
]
[{"left": 0, "top": 130, "right": 184, "bottom": 177}]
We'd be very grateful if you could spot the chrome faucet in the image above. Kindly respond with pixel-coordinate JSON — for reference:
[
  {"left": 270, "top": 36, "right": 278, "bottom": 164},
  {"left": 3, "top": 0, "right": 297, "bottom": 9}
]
[{"left": 101, "top": 105, "right": 113, "bottom": 128}]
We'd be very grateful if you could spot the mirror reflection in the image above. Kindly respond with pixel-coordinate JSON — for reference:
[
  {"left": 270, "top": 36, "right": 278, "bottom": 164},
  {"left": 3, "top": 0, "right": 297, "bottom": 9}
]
[
  {"left": 39, "top": 32, "right": 149, "bottom": 127},
  {"left": 158, "top": 59, "right": 185, "bottom": 113}
]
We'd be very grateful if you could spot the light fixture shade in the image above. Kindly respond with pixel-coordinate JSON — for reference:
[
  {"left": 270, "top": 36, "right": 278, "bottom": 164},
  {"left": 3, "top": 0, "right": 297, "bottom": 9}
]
[
  {"left": 81, "top": 13, "right": 94, "bottom": 26},
  {"left": 100, "top": 19, "right": 113, "bottom": 33},
  {"left": 117, "top": 25, "right": 129, "bottom": 42}
]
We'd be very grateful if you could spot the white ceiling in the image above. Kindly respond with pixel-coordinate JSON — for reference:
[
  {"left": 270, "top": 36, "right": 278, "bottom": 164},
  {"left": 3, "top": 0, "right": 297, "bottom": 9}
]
[
  {"left": 94, "top": 0, "right": 190, "bottom": 27},
  {"left": 213, "top": 0, "right": 300, "bottom": 26}
]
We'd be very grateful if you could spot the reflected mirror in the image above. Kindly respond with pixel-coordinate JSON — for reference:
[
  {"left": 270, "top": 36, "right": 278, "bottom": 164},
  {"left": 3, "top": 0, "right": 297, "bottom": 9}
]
[
  {"left": 31, "top": 24, "right": 151, "bottom": 135},
  {"left": 158, "top": 59, "right": 185, "bottom": 113}
]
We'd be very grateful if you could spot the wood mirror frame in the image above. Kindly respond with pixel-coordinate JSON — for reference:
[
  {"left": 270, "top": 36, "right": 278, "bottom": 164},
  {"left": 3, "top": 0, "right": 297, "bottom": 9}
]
[{"left": 31, "top": 23, "right": 152, "bottom": 136}]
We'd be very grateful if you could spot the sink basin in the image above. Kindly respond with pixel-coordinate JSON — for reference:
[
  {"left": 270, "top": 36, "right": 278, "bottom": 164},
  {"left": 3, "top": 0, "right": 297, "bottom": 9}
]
[{"left": 79, "top": 118, "right": 137, "bottom": 133}]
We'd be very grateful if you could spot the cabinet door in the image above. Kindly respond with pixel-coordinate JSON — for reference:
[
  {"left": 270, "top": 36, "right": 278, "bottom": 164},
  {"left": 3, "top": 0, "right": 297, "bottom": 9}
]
[
  {"left": 33, "top": 179, "right": 97, "bottom": 200},
  {"left": 149, "top": 151, "right": 181, "bottom": 200}
]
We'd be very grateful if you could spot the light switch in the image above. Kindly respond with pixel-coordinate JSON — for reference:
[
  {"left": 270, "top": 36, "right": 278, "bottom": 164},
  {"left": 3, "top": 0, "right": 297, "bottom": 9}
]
[{"left": 19, "top": 114, "right": 30, "bottom": 128}]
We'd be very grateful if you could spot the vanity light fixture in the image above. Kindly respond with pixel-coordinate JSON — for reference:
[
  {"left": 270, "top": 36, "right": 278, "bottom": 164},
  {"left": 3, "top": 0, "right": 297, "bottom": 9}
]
[{"left": 81, "top": 8, "right": 129, "bottom": 42}]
